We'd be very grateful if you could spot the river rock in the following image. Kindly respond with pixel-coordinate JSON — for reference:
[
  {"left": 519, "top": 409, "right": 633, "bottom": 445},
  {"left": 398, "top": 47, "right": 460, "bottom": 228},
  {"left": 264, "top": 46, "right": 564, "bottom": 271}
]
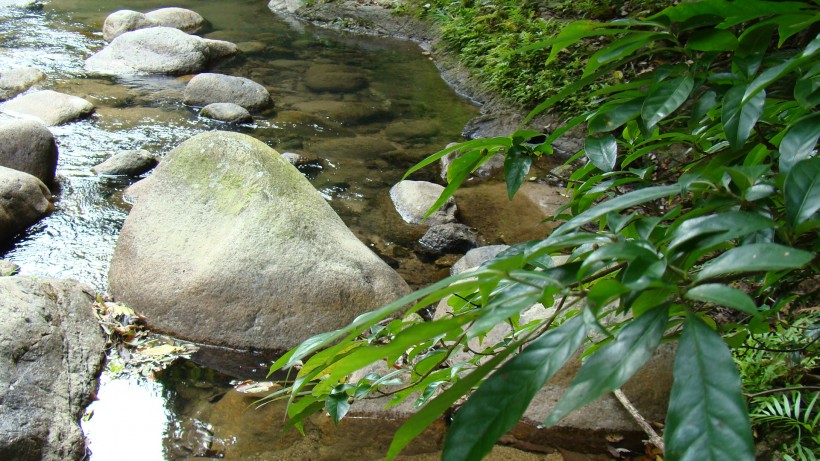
[
  {"left": 1, "top": 90, "right": 94, "bottom": 126},
  {"left": 384, "top": 119, "right": 440, "bottom": 142},
  {"left": 91, "top": 149, "right": 158, "bottom": 176},
  {"left": 0, "top": 67, "right": 45, "bottom": 101},
  {"left": 450, "top": 244, "right": 509, "bottom": 275},
  {"left": 0, "top": 277, "right": 105, "bottom": 461},
  {"left": 267, "top": 0, "right": 307, "bottom": 14},
  {"left": 304, "top": 63, "right": 369, "bottom": 93},
  {"left": 419, "top": 222, "right": 480, "bottom": 254},
  {"left": 200, "top": 102, "right": 253, "bottom": 123},
  {"left": 0, "top": 260, "right": 19, "bottom": 276},
  {"left": 0, "top": 119, "right": 58, "bottom": 185},
  {"left": 0, "top": 0, "right": 40, "bottom": 8},
  {"left": 0, "top": 166, "right": 52, "bottom": 242},
  {"left": 85, "top": 27, "right": 238, "bottom": 76},
  {"left": 292, "top": 100, "right": 391, "bottom": 125},
  {"left": 103, "top": 8, "right": 207, "bottom": 41},
  {"left": 108, "top": 131, "right": 410, "bottom": 351},
  {"left": 389, "top": 180, "right": 456, "bottom": 226},
  {"left": 183, "top": 73, "right": 272, "bottom": 111}
]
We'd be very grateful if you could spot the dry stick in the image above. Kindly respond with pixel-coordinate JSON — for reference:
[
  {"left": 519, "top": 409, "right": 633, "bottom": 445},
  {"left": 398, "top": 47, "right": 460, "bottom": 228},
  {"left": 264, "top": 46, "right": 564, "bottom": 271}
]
[{"left": 613, "top": 389, "right": 665, "bottom": 454}]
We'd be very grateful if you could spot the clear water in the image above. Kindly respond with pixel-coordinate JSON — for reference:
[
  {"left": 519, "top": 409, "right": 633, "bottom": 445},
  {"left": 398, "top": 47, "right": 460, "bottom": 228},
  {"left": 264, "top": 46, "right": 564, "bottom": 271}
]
[{"left": 0, "top": 2, "right": 479, "bottom": 459}]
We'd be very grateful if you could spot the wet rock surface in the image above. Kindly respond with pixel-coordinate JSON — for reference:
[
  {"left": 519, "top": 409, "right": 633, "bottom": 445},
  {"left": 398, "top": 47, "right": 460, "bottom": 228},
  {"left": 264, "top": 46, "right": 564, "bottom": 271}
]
[
  {"left": 0, "top": 119, "right": 58, "bottom": 185},
  {"left": 1, "top": 90, "right": 94, "bottom": 126},
  {"left": 103, "top": 8, "right": 207, "bottom": 41},
  {"left": 0, "top": 67, "right": 45, "bottom": 101},
  {"left": 0, "top": 277, "right": 106, "bottom": 461},
  {"left": 91, "top": 149, "right": 158, "bottom": 176},
  {"left": 199, "top": 102, "right": 253, "bottom": 123},
  {"left": 0, "top": 166, "right": 52, "bottom": 242},
  {"left": 389, "top": 180, "right": 456, "bottom": 226},
  {"left": 183, "top": 73, "right": 272, "bottom": 111}
]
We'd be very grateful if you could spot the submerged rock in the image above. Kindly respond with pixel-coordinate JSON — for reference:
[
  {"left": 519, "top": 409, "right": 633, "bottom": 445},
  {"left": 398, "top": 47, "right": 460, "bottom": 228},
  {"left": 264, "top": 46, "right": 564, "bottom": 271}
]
[
  {"left": 419, "top": 222, "right": 480, "bottom": 254},
  {"left": 0, "top": 277, "right": 105, "bottom": 461},
  {"left": 0, "top": 67, "right": 45, "bottom": 101},
  {"left": 109, "top": 131, "right": 410, "bottom": 351},
  {"left": 0, "top": 166, "right": 53, "bottom": 242},
  {"left": 0, "top": 259, "right": 19, "bottom": 276},
  {"left": 103, "top": 7, "right": 207, "bottom": 41},
  {"left": 183, "top": 73, "right": 272, "bottom": 111},
  {"left": 1, "top": 90, "right": 94, "bottom": 126},
  {"left": 200, "top": 102, "right": 253, "bottom": 123},
  {"left": 85, "top": 27, "right": 237, "bottom": 76},
  {"left": 304, "top": 63, "right": 369, "bottom": 93},
  {"left": 389, "top": 180, "right": 456, "bottom": 226},
  {"left": 91, "top": 149, "right": 158, "bottom": 176},
  {"left": 0, "top": 119, "right": 58, "bottom": 185}
]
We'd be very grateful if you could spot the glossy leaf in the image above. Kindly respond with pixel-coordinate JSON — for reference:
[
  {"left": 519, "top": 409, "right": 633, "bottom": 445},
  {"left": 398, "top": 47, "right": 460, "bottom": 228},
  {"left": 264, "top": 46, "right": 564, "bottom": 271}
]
[
  {"left": 685, "top": 284, "right": 759, "bottom": 316},
  {"left": 794, "top": 74, "right": 820, "bottom": 108},
  {"left": 585, "top": 134, "right": 618, "bottom": 172},
  {"left": 696, "top": 243, "right": 814, "bottom": 281},
  {"left": 785, "top": 157, "right": 820, "bottom": 230},
  {"left": 442, "top": 316, "right": 588, "bottom": 461},
  {"left": 588, "top": 97, "right": 644, "bottom": 133},
  {"left": 325, "top": 387, "right": 352, "bottom": 425},
  {"left": 685, "top": 29, "right": 738, "bottom": 51},
  {"left": 667, "top": 212, "right": 776, "bottom": 254},
  {"left": 544, "top": 305, "right": 668, "bottom": 427},
  {"left": 585, "top": 32, "right": 668, "bottom": 77},
  {"left": 779, "top": 113, "right": 820, "bottom": 174},
  {"left": 722, "top": 84, "right": 766, "bottom": 151},
  {"left": 504, "top": 149, "right": 533, "bottom": 199},
  {"left": 642, "top": 74, "right": 695, "bottom": 130},
  {"left": 665, "top": 314, "right": 754, "bottom": 461}
]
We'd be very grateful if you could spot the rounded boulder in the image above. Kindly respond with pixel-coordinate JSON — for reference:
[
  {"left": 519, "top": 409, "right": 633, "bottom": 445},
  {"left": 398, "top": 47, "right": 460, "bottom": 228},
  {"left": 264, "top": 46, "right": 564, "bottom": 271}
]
[
  {"left": 0, "top": 166, "right": 52, "bottom": 243},
  {"left": 108, "top": 131, "right": 410, "bottom": 352},
  {"left": 183, "top": 73, "right": 272, "bottom": 111},
  {"left": 0, "top": 119, "right": 58, "bottom": 185}
]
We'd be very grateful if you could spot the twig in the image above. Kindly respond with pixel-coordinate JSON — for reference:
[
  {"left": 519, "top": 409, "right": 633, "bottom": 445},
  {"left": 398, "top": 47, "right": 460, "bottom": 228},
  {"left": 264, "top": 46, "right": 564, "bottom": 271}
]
[
  {"left": 613, "top": 389, "right": 665, "bottom": 454},
  {"left": 744, "top": 386, "right": 820, "bottom": 399}
]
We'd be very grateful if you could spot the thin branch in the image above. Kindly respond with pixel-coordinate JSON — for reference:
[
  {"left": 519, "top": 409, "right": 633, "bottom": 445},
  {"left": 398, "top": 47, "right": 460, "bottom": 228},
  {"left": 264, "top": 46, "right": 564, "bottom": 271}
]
[
  {"left": 613, "top": 389, "right": 665, "bottom": 453},
  {"left": 744, "top": 386, "right": 820, "bottom": 399}
]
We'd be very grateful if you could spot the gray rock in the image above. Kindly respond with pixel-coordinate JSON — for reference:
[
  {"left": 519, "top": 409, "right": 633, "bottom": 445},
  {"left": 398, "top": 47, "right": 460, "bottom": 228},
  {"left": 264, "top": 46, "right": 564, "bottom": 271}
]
[
  {"left": 200, "top": 102, "right": 253, "bottom": 123},
  {"left": 144, "top": 7, "right": 206, "bottom": 34},
  {"left": 0, "top": 166, "right": 52, "bottom": 242},
  {"left": 419, "top": 222, "right": 480, "bottom": 254},
  {"left": 184, "top": 73, "right": 271, "bottom": 111},
  {"left": 0, "top": 119, "right": 58, "bottom": 185},
  {"left": 267, "top": 0, "right": 307, "bottom": 14},
  {"left": 0, "top": 67, "right": 45, "bottom": 101},
  {"left": 85, "top": 27, "right": 238, "bottom": 76},
  {"left": 389, "top": 180, "right": 456, "bottom": 226},
  {"left": 304, "top": 64, "right": 369, "bottom": 93},
  {"left": 0, "top": 259, "right": 19, "bottom": 276},
  {"left": 108, "top": 131, "right": 410, "bottom": 351},
  {"left": 291, "top": 100, "right": 391, "bottom": 126},
  {"left": 0, "top": 277, "right": 105, "bottom": 461},
  {"left": 0, "top": 0, "right": 40, "bottom": 8},
  {"left": 103, "top": 8, "right": 207, "bottom": 41},
  {"left": 91, "top": 149, "right": 158, "bottom": 176},
  {"left": 450, "top": 244, "right": 509, "bottom": 275},
  {"left": 1, "top": 90, "right": 94, "bottom": 126}
]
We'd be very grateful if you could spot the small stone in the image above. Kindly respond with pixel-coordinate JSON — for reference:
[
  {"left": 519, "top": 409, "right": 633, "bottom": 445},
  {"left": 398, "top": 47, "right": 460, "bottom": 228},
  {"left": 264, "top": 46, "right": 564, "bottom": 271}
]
[
  {"left": 92, "top": 150, "right": 158, "bottom": 176},
  {"left": 419, "top": 223, "right": 480, "bottom": 254},
  {"left": 200, "top": 102, "right": 253, "bottom": 124}
]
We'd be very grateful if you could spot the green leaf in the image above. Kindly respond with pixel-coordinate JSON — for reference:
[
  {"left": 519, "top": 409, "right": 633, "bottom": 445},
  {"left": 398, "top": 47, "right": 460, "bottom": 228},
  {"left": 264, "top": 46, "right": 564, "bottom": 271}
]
[
  {"left": 544, "top": 304, "right": 669, "bottom": 427},
  {"left": 690, "top": 90, "right": 718, "bottom": 124},
  {"left": 685, "top": 284, "right": 759, "bottom": 316},
  {"left": 665, "top": 314, "right": 754, "bottom": 461},
  {"left": 785, "top": 157, "right": 820, "bottom": 230},
  {"left": 504, "top": 149, "right": 533, "bottom": 200},
  {"left": 722, "top": 84, "right": 766, "bottom": 151},
  {"left": 442, "top": 316, "right": 589, "bottom": 461},
  {"left": 685, "top": 29, "right": 738, "bottom": 51},
  {"left": 779, "top": 113, "right": 820, "bottom": 174},
  {"left": 642, "top": 74, "right": 695, "bottom": 131},
  {"left": 588, "top": 97, "right": 644, "bottom": 133},
  {"left": 325, "top": 388, "right": 352, "bottom": 425},
  {"left": 585, "top": 32, "right": 669, "bottom": 77},
  {"left": 696, "top": 243, "right": 814, "bottom": 281},
  {"left": 403, "top": 137, "right": 511, "bottom": 179},
  {"left": 794, "top": 74, "right": 820, "bottom": 109},
  {"left": 667, "top": 212, "right": 776, "bottom": 254},
  {"left": 585, "top": 134, "right": 618, "bottom": 172}
]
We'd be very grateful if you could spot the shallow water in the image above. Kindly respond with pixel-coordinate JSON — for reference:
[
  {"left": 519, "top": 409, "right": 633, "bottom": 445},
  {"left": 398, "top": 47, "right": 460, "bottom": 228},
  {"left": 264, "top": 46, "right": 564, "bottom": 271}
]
[{"left": 1, "top": 1, "right": 482, "bottom": 459}]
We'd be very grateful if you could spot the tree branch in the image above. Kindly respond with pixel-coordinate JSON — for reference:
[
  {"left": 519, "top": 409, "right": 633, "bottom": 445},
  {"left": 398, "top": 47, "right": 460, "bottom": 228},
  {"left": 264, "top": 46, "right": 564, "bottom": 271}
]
[{"left": 613, "top": 389, "right": 665, "bottom": 453}]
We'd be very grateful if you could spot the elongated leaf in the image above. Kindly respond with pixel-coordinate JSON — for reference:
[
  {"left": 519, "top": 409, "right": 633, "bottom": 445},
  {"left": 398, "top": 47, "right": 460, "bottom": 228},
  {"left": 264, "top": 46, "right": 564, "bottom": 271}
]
[
  {"left": 544, "top": 305, "right": 669, "bottom": 427},
  {"left": 585, "top": 32, "right": 668, "bottom": 77},
  {"left": 794, "top": 74, "right": 820, "bottom": 109},
  {"left": 442, "top": 316, "right": 589, "bottom": 461},
  {"left": 385, "top": 338, "right": 523, "bottom": 460},
  {"left": 696, "top": 243, "right": 814, "bottom": 281},
  {"left": 785, "top": 157, "right": 820, "bottom": 230},
  {"left": 642, "top": 74, "right": 695, "bottom": 130},
  {"left": 667, "top": 211, "right": 776, "bottom": 253},
  {"left": 685, "top": 284, "right": 759, "bottom": 316},
  {"left": 722, "top": 84, "right": 766, "bottom": 151},
  {"left": 779, "top": 113, "right": 820, "bottom": 174},
  {"left": 553, "top": 184, "right": 679, "bottom": 236},
  {"left": 685, "top": 29, "right": 738, "bottom": 51},
  {"left": 504, "top": 150, "right": 532, "bottom": 199},
  {"left": 585, "top": 134, "right": 618, "bottom": 172},
  {"left": 403, "top": 137, "right": 511, "bottom": 179},
  {"left": 665, "top": 314, "right": 754, "bottom": 461},
  {"left": 588, "top": 97, "right": 644, "bottom": 133},
  {"left": 650, "top": 0, "right": 811, "bottom": 25}
]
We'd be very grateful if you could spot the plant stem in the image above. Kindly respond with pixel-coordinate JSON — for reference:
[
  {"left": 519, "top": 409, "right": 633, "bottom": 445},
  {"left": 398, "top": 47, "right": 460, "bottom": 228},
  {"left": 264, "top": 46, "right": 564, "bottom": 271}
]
[
  {"left": 744, "top": 386, "right": 820, "bottom": 398},
  {"left": 613, "top": 388, "right": 665, "bottom": 453}
]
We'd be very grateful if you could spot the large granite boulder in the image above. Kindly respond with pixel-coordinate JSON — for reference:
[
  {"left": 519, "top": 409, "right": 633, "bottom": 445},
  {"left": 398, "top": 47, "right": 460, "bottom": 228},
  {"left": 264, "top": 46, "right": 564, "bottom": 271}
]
[
  {"left": 85, "top": 27, "right": 238, "bottom": 75},
  {"left": 103, "top": 8, "right": 207, "bottom": 41},
  {"left": 0, "top": 119, "right": 58, "bottom": 185},
  {"left": 0, "top": 277, "right": 106, "bottom": 461},
  {"left": 108, "top": 131, "right": 410, "bottom": 351},
  {"left": 183, "top": 73, "right": 272, "bottom": 111},
  {"left": 1, "top": 90, "right": 94, "bottom": 126},
  {"left": 0, "top": 166, "right": 52, "bottom": 242},
  {"left": 0, "top": 67, "right": 45, "bottom": 101}
]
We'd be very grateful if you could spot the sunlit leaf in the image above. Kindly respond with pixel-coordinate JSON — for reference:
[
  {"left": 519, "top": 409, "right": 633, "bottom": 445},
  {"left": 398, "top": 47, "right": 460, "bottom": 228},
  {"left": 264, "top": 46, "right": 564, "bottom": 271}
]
[
  {"left": 665, "top": 314, "right": 754, "bottom": 461},
  {"left": 442, "top": 316, "right": 588, "bottom": 461},
  {"left": 585, "top": 134, "right": 618, "bottom": 172},
  {"left": 642, "top": 74, "right": 694, "bottom": 131},
  {"left": 544, "top": 305, "right": 668, "bottom": 427},
  {"left": 696, "top": 243, "right": 814, "bottom": 281}
]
